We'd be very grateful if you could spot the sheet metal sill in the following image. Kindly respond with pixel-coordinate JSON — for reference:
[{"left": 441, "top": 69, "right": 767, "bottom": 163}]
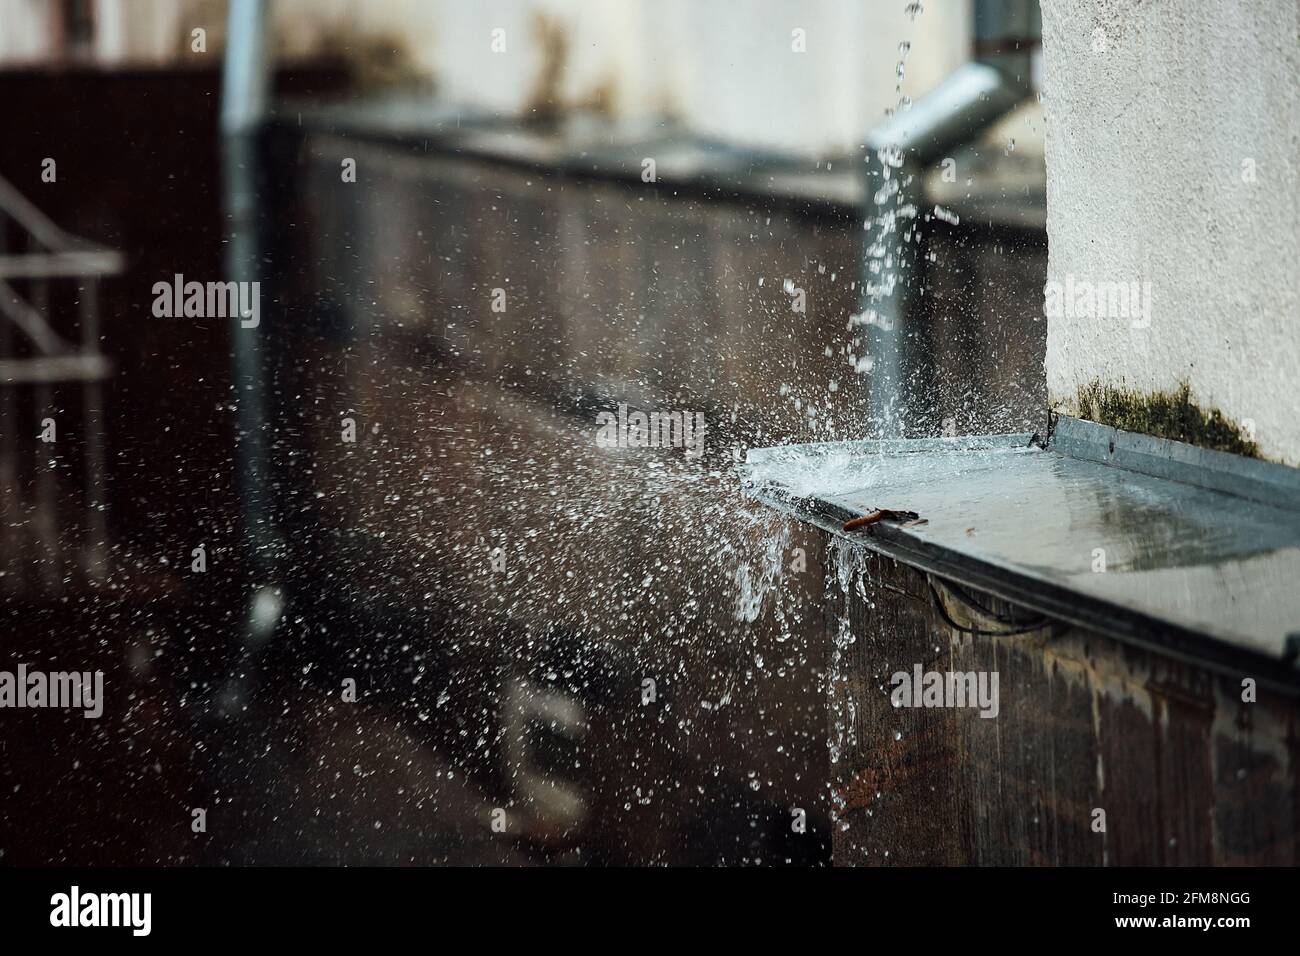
[{"left": 741, "top": 418, "right": 1300, "bottom": 694}]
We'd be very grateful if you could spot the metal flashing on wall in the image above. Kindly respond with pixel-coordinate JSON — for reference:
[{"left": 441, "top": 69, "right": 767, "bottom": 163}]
[{"left": 741, "top": 417, "right": 1300, "bottom": 691}]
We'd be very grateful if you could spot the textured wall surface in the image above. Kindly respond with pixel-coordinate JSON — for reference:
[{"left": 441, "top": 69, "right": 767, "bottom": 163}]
[
  {"left": 1040, "top": 0, "right": 1300, "bottom": 464},
  {"left": 828, "top": 548, "right": 1299, "bottom": 866}
]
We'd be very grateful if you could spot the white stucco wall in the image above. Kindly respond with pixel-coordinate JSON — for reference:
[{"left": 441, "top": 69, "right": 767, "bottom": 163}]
[{"left": 1040, "top": 0, "right": 1300, "bottom": 465}]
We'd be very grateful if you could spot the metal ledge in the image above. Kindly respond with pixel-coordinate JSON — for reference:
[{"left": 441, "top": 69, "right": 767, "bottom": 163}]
[
  {"left": 0, "top": 355, "right": 113, "bottom": 384},
  {"left": 740, "top": 418, "right": 1300, "bottom": 692}
]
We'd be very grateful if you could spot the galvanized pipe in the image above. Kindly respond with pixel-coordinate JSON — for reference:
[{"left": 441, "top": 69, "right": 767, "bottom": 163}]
[
  {"left": 860, "top": 0, "right": 1038, "bottom": 437},
  {"left": 221, "top": 0, "right": 282, "bottom": 657}
]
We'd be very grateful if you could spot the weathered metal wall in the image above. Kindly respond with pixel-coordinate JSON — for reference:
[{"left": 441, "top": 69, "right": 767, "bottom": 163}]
[
  {"left": 827, "top": 544, "right": 1299, "bottom": 865},
  {"left": 265, "top": 133, "right": 865, "bottom": 862}
]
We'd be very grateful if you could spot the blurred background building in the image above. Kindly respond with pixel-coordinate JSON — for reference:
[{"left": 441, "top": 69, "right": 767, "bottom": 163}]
[
  {"left": 0, "top": 0, "right": 1047, "bottom": 864},
  {"left": 2, "top": 0, "right": 979, "bottom": 156}
]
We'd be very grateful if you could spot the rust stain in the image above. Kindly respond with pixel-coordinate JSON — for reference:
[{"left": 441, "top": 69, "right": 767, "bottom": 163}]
[
  {"left": 843, "top": 509, "right": 919, "bottom": 532},
  {"left": 831, "top": 723, "right": 960, "bottom": 814},
  {"left": 832, "top": 767, "right": 882, "bottom": 814},
  {"left": 525, "top": 12, "right": 568, "bottom": 123}
]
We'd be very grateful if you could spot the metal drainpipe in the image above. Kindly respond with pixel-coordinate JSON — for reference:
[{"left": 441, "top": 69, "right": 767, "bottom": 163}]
[
  {"left": 221, "top": 0, "right": 283, "bottom": 672},
  {"left": 861, "top": 0, "right": 1038, "bottom": 437}
]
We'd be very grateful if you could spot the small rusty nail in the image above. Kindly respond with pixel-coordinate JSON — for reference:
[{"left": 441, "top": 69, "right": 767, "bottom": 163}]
[
  {"left": 843, "top": 511, "right": 885, "bottom": 532},
  {"left": 843, "top": 509, "right": 922, "bottom": 532}
]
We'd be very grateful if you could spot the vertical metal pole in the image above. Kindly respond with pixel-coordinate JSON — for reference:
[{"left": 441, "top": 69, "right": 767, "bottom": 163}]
[
  {"left": 79, "top": 278, "right": 107, "bottom": 583},
  {"left": 30, "top": 254, "right": 58, "bottom": 591},
  {"left": 0, "top": 220, "right": 15, "bottom": 597},
  {"left": 221, "top": 0, "right": 278, "bottom": 624}
]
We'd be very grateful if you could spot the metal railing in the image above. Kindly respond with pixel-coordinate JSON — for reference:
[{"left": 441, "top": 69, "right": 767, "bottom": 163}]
[{"left": 0, "top": 174, "right": 122, "bottom": 596}]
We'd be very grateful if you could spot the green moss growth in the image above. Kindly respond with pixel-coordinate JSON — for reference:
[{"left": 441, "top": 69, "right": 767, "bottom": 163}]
[{"left": 1075, "top": 381, "right": 1260, "bottom": 458}]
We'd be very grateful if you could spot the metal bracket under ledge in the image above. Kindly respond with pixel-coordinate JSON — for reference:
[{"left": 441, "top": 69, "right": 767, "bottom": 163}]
[{"left": 740, "top": 416, "right": 1300, "bottom": 692}]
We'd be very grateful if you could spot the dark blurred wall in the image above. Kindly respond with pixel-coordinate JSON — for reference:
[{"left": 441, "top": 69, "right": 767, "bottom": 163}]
[{"left": 0, "top": 65, "right": 345, "bottom": 865}]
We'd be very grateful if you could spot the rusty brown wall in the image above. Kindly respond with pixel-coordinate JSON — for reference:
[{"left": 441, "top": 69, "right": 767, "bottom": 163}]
[{"left": 827, "top": 545, "right": 1300, "bottom": 866}]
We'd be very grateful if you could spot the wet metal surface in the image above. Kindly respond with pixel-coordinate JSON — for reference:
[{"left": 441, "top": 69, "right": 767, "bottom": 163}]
[{"left": 743, "top": 420, "right": 1300, "bottom": 682}]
